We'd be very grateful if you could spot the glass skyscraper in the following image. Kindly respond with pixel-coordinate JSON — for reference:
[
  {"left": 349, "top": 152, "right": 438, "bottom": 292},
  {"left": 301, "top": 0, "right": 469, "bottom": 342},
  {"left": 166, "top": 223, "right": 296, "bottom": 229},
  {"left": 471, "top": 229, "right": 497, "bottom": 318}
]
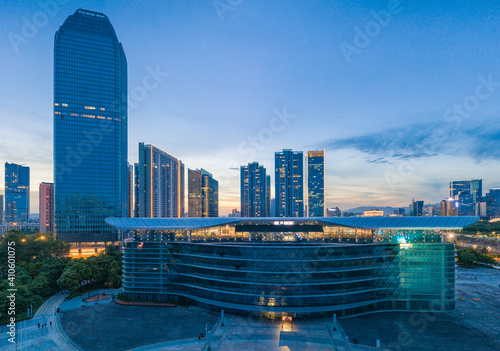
[
  {"left": 5, "top": 163, "right": 30, "bottom": 223},
  {"left": 306, "top": 150, "right": 324, "bottom": 217},
  {"left": 54, "top": 10, "right": 128, "bottom": 243},
  {"left": 240, "top": 162, "right": 269, "bottom": 217},
  {"left": 275, "top": 149, "right": 304, "bottom": 217}
]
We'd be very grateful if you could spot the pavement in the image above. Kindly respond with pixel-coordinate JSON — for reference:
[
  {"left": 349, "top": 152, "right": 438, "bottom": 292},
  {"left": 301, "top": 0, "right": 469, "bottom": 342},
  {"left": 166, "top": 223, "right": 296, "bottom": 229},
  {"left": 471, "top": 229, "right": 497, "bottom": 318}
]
[
  {"left": 59, "top": 288, "right": 122, "bottom": 312},
  {"left": 341, "top": 266, "right": 500, "bottom": 351},
  {"left": 0, "top": 292, "right": 78, "bottom": 351}
]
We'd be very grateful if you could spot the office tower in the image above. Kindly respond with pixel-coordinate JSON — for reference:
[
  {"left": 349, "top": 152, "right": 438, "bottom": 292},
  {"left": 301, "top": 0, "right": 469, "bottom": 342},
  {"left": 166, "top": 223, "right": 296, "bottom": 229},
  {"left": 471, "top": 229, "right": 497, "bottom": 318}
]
[
  {"left": 0, "top": 195, "right": 3, "bottom": 223},
  {"left": 474, "top": 195, "right": 495, "bottom": 219},
  {"left": 188, "top": 169, "right": 218, "bottom": 217},
  {"left": 136, "top": 143, "right": 184, "bottom": 218},
  {"left": 240, "top": 162, "right": 269, "bottom": 217},
  {"left": 54, "top": 10, "right": 128, "bottom": 243},
  {"left": 470, "top": 179, "right": 482, "bottom": 204},
  {"left": 306, "top": 150, "right": 325, "bottom": 217},
  {"left": 275, "top": 149, "right": 304, "bottom": 217},
  {"left": 485, "top": 188, "right": 500, "bottom": 218},
  {"left": 450, "top": 181, "right": 470, "bottom": 198},
  {"left": 5, "top": 163, "right": 30, "bottom": 223},
  {"left": 441, "top": 198, "right": 458, "bottom": 216},
  {"left": 134, "top": 163, "right": 139, "bottom": 217},
  {"left": 409, "top": 199, "right": 423, "bottom": 216},
  {"left": 128, "top": 163, "right": 134, "bottom": 218},
  {"left": 265, "top": 175, "right": 271, "bottom": 217},
  {"left": 393, "top": 208, "right": 405, "bottom": 216},
  {"left": 326, "top": 207, "right": 341, "bottom": 217},
  {"left": 449, "top": 179, "right": 482, "bottom": 216},
  {"left": 39, "top": 182, "right": 54, "bottom": 233}
]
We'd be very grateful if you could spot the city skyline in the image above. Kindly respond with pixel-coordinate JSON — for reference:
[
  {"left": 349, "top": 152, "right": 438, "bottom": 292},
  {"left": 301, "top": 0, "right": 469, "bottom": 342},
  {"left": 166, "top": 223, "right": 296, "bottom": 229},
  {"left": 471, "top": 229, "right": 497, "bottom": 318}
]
[{"left": 3, "top": 2, "right": 500, "bottom": 215}]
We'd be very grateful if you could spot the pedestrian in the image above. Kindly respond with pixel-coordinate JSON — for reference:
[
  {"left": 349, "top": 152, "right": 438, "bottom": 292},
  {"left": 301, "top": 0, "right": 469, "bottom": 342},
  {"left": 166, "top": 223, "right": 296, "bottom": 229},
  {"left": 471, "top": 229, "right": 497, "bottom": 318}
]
[{"left": 50, "top": 321, "right": 52, "bottom": 326}]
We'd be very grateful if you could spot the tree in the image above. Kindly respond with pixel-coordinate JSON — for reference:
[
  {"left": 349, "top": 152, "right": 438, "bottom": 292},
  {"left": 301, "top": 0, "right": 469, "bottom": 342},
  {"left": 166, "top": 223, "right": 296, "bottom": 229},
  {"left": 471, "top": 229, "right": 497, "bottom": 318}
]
[
  {"left": 457, "top": 250, "right": 476, "bottom": 267},
  {"left": 57, "top": 269, "right": 81, "bottom": 292}
]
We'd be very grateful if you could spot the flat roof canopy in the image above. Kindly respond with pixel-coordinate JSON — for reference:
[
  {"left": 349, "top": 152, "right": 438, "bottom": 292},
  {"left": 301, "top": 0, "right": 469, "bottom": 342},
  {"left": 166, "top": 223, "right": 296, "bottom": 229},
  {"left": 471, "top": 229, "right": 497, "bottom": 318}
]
[{"left": 106, "top": 216, "right": 480, "bottom": 231}]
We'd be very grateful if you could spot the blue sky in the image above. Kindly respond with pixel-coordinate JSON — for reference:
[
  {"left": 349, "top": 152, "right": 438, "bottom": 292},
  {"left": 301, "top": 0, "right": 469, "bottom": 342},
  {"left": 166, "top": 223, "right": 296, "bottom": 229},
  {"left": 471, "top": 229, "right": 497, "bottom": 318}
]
[{"left": 1, "top": 0, "right": 500, "bottom": 215}]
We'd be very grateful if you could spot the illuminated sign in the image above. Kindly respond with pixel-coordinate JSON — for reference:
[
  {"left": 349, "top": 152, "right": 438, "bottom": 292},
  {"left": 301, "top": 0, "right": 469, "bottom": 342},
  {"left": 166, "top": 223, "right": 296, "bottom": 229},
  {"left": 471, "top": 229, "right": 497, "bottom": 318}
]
[{"left": 273, "top": 221, "right": 294, "bottom": 225}]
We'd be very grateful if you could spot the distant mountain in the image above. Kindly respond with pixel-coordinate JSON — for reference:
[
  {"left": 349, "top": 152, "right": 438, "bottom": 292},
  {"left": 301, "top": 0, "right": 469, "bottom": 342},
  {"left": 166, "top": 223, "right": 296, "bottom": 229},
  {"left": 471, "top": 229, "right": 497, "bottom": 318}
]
[{"left": 343, "top": 206, "right": 409, "bottom": 216}]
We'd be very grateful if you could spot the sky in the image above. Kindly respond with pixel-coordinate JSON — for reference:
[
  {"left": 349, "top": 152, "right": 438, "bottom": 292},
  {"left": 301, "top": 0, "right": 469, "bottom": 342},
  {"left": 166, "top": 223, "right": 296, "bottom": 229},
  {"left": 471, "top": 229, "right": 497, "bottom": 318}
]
[{"left": 1, "top": 0, "right": 500, "bottom": 215}]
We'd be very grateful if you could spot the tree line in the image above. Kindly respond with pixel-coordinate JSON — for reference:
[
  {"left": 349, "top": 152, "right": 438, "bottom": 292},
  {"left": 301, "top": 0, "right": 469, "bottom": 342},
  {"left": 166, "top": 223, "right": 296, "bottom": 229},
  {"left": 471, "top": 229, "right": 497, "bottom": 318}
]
[{"left": 0, "top": 230, "right": 122, "bottom": 323}]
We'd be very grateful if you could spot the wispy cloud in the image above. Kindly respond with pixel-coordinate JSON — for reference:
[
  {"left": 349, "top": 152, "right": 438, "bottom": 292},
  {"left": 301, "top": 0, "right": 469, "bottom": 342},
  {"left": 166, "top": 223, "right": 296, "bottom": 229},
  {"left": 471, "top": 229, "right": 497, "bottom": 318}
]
[{"left": 319, "top": 117, "right": 500, "bottom": 163}]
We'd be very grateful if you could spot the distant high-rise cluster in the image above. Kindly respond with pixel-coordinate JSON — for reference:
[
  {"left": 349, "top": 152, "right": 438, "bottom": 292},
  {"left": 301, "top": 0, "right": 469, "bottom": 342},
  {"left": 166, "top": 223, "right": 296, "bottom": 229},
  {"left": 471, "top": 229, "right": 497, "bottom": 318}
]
[
  {"left": 238, "top": 149, "right": 326, "bottom": 218},
  {"left": 448, "top": 180, "right": 482, "bottom": 216}
]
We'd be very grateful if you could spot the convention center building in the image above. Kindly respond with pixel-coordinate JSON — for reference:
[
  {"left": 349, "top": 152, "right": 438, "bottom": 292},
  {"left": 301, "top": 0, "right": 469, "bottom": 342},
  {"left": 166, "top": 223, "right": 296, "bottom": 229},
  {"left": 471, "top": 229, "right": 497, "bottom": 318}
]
[{"left": 106, "top": 216, "right": 478, "bottom": 318}]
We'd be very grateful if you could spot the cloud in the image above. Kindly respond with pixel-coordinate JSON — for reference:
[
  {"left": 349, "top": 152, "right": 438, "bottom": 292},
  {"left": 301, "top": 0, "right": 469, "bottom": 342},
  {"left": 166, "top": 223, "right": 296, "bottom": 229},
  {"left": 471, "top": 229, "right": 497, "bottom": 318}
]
[{"left": 319, "top": 117, "right": 500, "bottom": 163}]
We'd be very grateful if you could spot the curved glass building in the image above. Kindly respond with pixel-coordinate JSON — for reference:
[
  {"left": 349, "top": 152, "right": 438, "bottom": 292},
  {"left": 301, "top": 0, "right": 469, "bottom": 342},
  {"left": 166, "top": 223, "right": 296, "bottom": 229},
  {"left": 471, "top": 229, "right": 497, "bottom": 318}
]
[
  {"left": 107, "top": 216, "right": 478, "bottom": 317},
  {"left": 54, "top": 10, "right": 128, "bottom": 244}
]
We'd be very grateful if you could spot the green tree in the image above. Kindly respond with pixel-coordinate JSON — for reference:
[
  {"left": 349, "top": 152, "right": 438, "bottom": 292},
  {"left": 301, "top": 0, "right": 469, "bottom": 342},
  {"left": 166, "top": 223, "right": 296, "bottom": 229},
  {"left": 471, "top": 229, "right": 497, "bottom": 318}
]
[{"left": 57, "top": 269, "right": 81, "bottom": 292}]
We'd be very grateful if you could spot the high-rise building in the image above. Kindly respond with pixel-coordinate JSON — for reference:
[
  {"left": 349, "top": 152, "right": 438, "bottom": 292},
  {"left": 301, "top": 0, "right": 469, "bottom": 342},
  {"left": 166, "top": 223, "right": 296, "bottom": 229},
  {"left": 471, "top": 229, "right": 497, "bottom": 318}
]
[
  {"left": 306, "top": 150, "right": 325, "bottom": 217},
  {"left": 134, "top": 163, "right": 139, "bottom": 217},
  {"left": 474, "top": 195, "right": 495, "bottom": 219},
  {"left": 441, "top": 198, "right": 459, "bottom": 216},
  {"left": 5, "top": 163, "right": 30, "bottom": 223},
  {"left": 449, "top": 179, "right": 482, "bottom": 216},
  {"left": 240, "top": 162, "right": 269, "bottom": 217},
  {"left": 0, "top": 195, "right": 3, "bottom": 223},
  {"left": 265, "top": 175, "right": 271, "bottom": 217},
  {"left": 275, "top": 149, "right": 304, "bottom": 217},
  {"left": 188, "top": 169, "right": 218, "bottom": 217},
  {"left": 128, "top": 163, "right": 134, "bottom": 218},
  {"left": 326, "top": 207, "right": 341, "bottom": 217},
  {"left": 470, "top": 179, "right": 482, "bottom": 204},
  {"left": 136, "top": 143, "right": 184, "bottom": 218},
  {"left": 409, "top": 200, "right": 423, "bottom": 216},
  {"left": 485, "top": 188, "right": 500, "bottom": 218},
  {"left": 39, "top": 182, "right": 54, "bottom": 233},
  {"left": 54, "top": 10, "right": 128, "bottom": 243},
  {"left": 450, "top": 181, "right": 470, "bottom": 198}
]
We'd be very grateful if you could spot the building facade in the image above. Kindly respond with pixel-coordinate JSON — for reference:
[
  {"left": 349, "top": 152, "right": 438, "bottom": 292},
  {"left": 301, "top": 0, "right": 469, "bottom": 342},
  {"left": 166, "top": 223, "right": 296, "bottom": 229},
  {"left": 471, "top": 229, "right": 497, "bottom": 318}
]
[
  {"left": 449, "top": 180, "right": 482, "bottom": 216},
  {"left": 109, "top": 216, "right": 478, "bottom": 318},
  {"left": 136, "top": 143, "right": 184, "bottom": 218},
  {"left": 441, "top": 198, "right": 459, "bottom": 216},
  {"left": 188, "top": 169, "right": 218, "bottom": 217},
  {"left": 128, "top": 163, "right": 134, "bottom": 218},
  {"left": 39, "top": 182, "right": 54, "bottom": 233},
  {"left": 306, "top": 150, "right": 325, "bottom": 217},
  {"left": 409, "top": 200, "right": 423, "bottom": 217},
  {"left": 5, "top": 162, "right": 30, "bottom": 223},
  {"left": 240, "top": 162, "right": 269, "bottom": 217},
  {"left": 54, "top": 9, "right": 128, "bottom": 243},
  {"left": 0, "top": 195, "right": 3, "bottom": 224},
  {"left": 275, "top": 149, "right": 304, "bottom": 217}
]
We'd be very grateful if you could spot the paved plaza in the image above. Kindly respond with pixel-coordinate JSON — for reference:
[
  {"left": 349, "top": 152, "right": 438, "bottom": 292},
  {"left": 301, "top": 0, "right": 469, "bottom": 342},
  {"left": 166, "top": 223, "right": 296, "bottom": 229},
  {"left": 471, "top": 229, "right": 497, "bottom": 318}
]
[{"left": 341, "top": 266, "right": 500, "bottom": 351}]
